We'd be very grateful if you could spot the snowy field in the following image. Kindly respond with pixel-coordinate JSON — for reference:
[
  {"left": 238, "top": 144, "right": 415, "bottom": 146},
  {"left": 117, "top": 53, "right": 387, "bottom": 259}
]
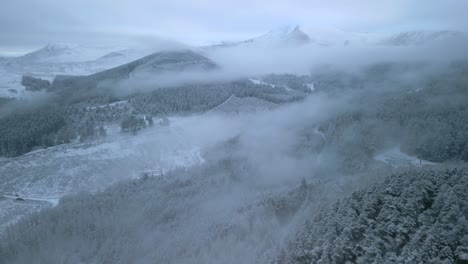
[
  {"left": 0, "top": 70, "right": 24, "bottom": 98},
  {"left": 0, "top": 43, "right": 149, "bottom": 99},
  {"left": 0, "top": 115, "right": 240, "bottom": 233},
  {"left": 374, "top": 146, "right": 436, "bottom": 168}
]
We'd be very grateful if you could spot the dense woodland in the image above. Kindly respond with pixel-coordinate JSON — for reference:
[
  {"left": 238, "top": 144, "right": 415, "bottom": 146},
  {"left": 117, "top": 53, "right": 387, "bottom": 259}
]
[
  {"left": 0, "top": 105, "right": 66, "bottom": 156},
  {"left": 277, "top": 167, "right": 468, "bottom": 263},
  {"left": 0, "top": 78, "right": 304, "bottom": 157},
  {"left": 311, "top": 64, "right": 468, "bottom": 171},
  {"left": 1, "top": 152, "right": 467, "bottom": 263},
  {"left": 1, "top": 62, "right": 468, "bottom": 263},
  {"left": 1, "top": 65, "right": 468, "bottom": 163},
  {"left": 130, "top": 80, "right": 300, "bottom": 115}
]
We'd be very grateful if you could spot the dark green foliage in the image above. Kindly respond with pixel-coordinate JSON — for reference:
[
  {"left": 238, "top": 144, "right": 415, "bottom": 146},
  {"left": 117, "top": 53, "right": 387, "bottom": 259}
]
[
  {"left": 120, "top": 114, "right": 146, "bottom": 134},
  {"left": 98, "top": 126, "right": 107, "bottom": 137},
  {"left": 0, "top": 78, "right": 302, "bottom": 157},
  {"left": 49, "top": 50, "right": 219, "bottom": 102},
  {"left": 79, "top": 120, "right": 98, "bottom": 141},
  {"left": 0, "top": 105, "right": 66, "bottom": 157},
  {"left": 66, "top": 99, "right": 130, "bottom": 126},
  {"left": 316, "top": 65, "right": 468, "bottom": 164},
  {"left": 145, "top": 115, "right": 154, "bottom": 127},
  {"left": 56, "top": 125, "right": 76, "bottom": 144},
  {"left": 396, "top": 78, "right": 468, "bottom": 162},
  {"left": 21, "top": 76, "right": 51, "bottom": 91},
  {"left": 130, "top": 80, "right": 298, "bottom": 116},
  {"left": 0, "top": 97, "right": 14, "bottom": 109}
]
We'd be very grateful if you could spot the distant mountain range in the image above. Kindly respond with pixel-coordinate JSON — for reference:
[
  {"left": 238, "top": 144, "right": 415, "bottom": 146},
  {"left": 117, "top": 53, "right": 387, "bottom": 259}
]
[
  {"left": 16, "top": 43, "right": 111, "bottom": 64},
  {"left": 204, "top": 26, "right": 468, "bottom": 49},
  {"left": 0, "top": 26, "right": 467, "bottom": 98},
  {"left": 7, "top": 27, "right": 468, "bottom": 64},
  {"left": 5, "top": 44, "right": 151, "bottom": 75},
  {"left": 0, "top": 45, "right": 155, "bottom": 98}
]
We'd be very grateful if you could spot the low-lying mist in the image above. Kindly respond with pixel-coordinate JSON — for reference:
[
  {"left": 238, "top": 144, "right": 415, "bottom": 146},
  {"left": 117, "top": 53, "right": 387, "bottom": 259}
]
[
  {"left": 206, "top": 39, "right": 468, "bottom": 75},
  {"left": 109, "top": 39, "right": 468, "bottom": 96},
  {"left": 2, "top": 36, "right": 468, "bottom": 264},
  {"left": 0, "top": 81, "right": 412, "bottom": 263}
]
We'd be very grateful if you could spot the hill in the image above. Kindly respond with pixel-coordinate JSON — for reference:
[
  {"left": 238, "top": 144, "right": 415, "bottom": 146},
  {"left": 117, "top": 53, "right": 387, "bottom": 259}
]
[{"left": 49, "top": 50, "right": 218, "bottom": 98}]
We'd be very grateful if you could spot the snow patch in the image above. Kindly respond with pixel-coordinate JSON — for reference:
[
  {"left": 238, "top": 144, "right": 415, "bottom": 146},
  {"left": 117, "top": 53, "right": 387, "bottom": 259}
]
[
  {"left": 374, "top": 147, "right": 436, "bottom": 168},
  {"left": 306, "top": 83, "right": 316, "bottom": 92},
  {"left": 249, "top": 78, "right": 276, "bottom": 88}
]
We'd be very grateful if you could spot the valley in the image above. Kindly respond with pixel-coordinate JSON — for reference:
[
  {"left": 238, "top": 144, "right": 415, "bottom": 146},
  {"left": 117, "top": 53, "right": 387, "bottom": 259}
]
[{"left": 0, "top": 20, "right": 468, "bottom": 263}]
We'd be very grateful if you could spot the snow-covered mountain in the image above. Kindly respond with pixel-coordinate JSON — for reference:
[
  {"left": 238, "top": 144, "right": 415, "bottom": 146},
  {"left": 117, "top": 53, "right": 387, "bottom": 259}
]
[
  {"left": 50, "top": 50, "right": 218, "bottom": 96},
  {"left": 245, "top": 25, "right": 310, "bottom": 46},
  {"left": 378, "top": 30, "right": 468, "bottom": 46},
  {"left": 16, "top": 43, "right": 118, "bottom": 64},
  {"left": 205, "top": 25, "right": 310, "bottom": 49},
  {"left": 0, "top": 44, "right": 153, "bottom": 98},
  {"left": 95, "top": 49, "right": 143, "bottom": 64},
  {"left": 203, "top": 25, "right": 387, "bottom": 50},
  {"left": 1, "top": 28, "right": 467, "bottom": 99},
  {"left": 205, "top": 26, "right": 468, "bottom": 50}
]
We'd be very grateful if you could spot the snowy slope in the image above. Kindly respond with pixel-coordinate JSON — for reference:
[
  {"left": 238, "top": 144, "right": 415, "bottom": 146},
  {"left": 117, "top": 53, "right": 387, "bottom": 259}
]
[
  {"left": 0, "top": 119, "right": 206, "bottom": 197},
  {"left": 0, "top": 44, "right": 152, "bottom": 98},
  {"left": 0, "top": 114, "right": 240, "bottom": 233},
  {"left": 49, "top": 50, "right": 218, "bottom": 96},
  {"left": 205, "top": 25, "right": 310, "bottom": 49},
  {"left": 246, "top": 25, "right": 310, "bottom": 46},
  {"left": 205, "top": 26, "right": 385, "bottom": 50},
  {"left": 0, "top": 70, "right": 25, "bottom": 98},
  {"left": 374, "top": 146, "right": 436, "bottom": 168},
  {"left": 16, "top": 43, "right": 120, "bottom": 64},
  {"left": 206, "top": 26, "right": 468, "bottom": 50}
]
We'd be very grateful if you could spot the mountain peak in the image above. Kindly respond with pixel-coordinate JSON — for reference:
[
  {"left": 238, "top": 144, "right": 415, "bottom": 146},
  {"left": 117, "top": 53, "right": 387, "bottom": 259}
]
[
  {"left": 245, "top": 25, "right": 310, "bottom": 46},
  {"left": 265, "top": 25, "right": 301, "bottom": 36},
  {"left": 43, "top": 43, "right": 77, "bottom": 51},
  {"left": 18, "top": 43, "right": 82, "bottom": 63},
  {"left": 18, "top": 43, "right": 121, "bottom": 63},
  {"left": 258, "top": 25, "right": 310, "bottom": 44},
  {"left": 203, "top": 25, "right": 310, "bottom": 50}
]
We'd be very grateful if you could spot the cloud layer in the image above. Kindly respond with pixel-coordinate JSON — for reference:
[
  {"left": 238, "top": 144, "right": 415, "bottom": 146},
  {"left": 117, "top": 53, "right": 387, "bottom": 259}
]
[{"left": 1, "top": 0, "right": 468, "bottom": 52}]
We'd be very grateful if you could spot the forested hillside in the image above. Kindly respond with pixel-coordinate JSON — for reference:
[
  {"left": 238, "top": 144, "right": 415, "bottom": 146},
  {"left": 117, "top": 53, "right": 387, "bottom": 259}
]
[
  {"left": 0, "top": 105, "right": 66, "bottom": 157},
  {"left": 1, "top": 47, "right": 468, "bottom": 264},
  {"left": 277, "top": 166, "right": 468, "bottom": 263},
  {"left": 312, "top": 64, "right": 468, "bottom": 172},
  {"left": 2, "top": 2, "right": 468, "bottom": 263},
  {"left": 0, "top": 77, "right": 305, "bottom": 157}
]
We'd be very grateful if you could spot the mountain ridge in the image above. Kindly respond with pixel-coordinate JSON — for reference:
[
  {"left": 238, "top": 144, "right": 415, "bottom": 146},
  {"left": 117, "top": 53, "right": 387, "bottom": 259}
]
[{"left": 49, "top": 49, "right": 219, "bottom": 99}]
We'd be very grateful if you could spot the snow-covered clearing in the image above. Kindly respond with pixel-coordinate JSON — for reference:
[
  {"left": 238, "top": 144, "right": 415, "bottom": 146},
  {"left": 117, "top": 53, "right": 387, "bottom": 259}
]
[
  {"left": 0, "top": 114, "right": 242, "bottom": 234},
  {"left": 374, "top": 146, "right": 436, "bottom": 168}
]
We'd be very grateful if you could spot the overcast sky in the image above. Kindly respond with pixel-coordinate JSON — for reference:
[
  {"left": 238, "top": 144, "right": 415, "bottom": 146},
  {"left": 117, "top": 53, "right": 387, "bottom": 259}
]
[{"left": 1, "top": 0, "right": 467, "bottom": 54}]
